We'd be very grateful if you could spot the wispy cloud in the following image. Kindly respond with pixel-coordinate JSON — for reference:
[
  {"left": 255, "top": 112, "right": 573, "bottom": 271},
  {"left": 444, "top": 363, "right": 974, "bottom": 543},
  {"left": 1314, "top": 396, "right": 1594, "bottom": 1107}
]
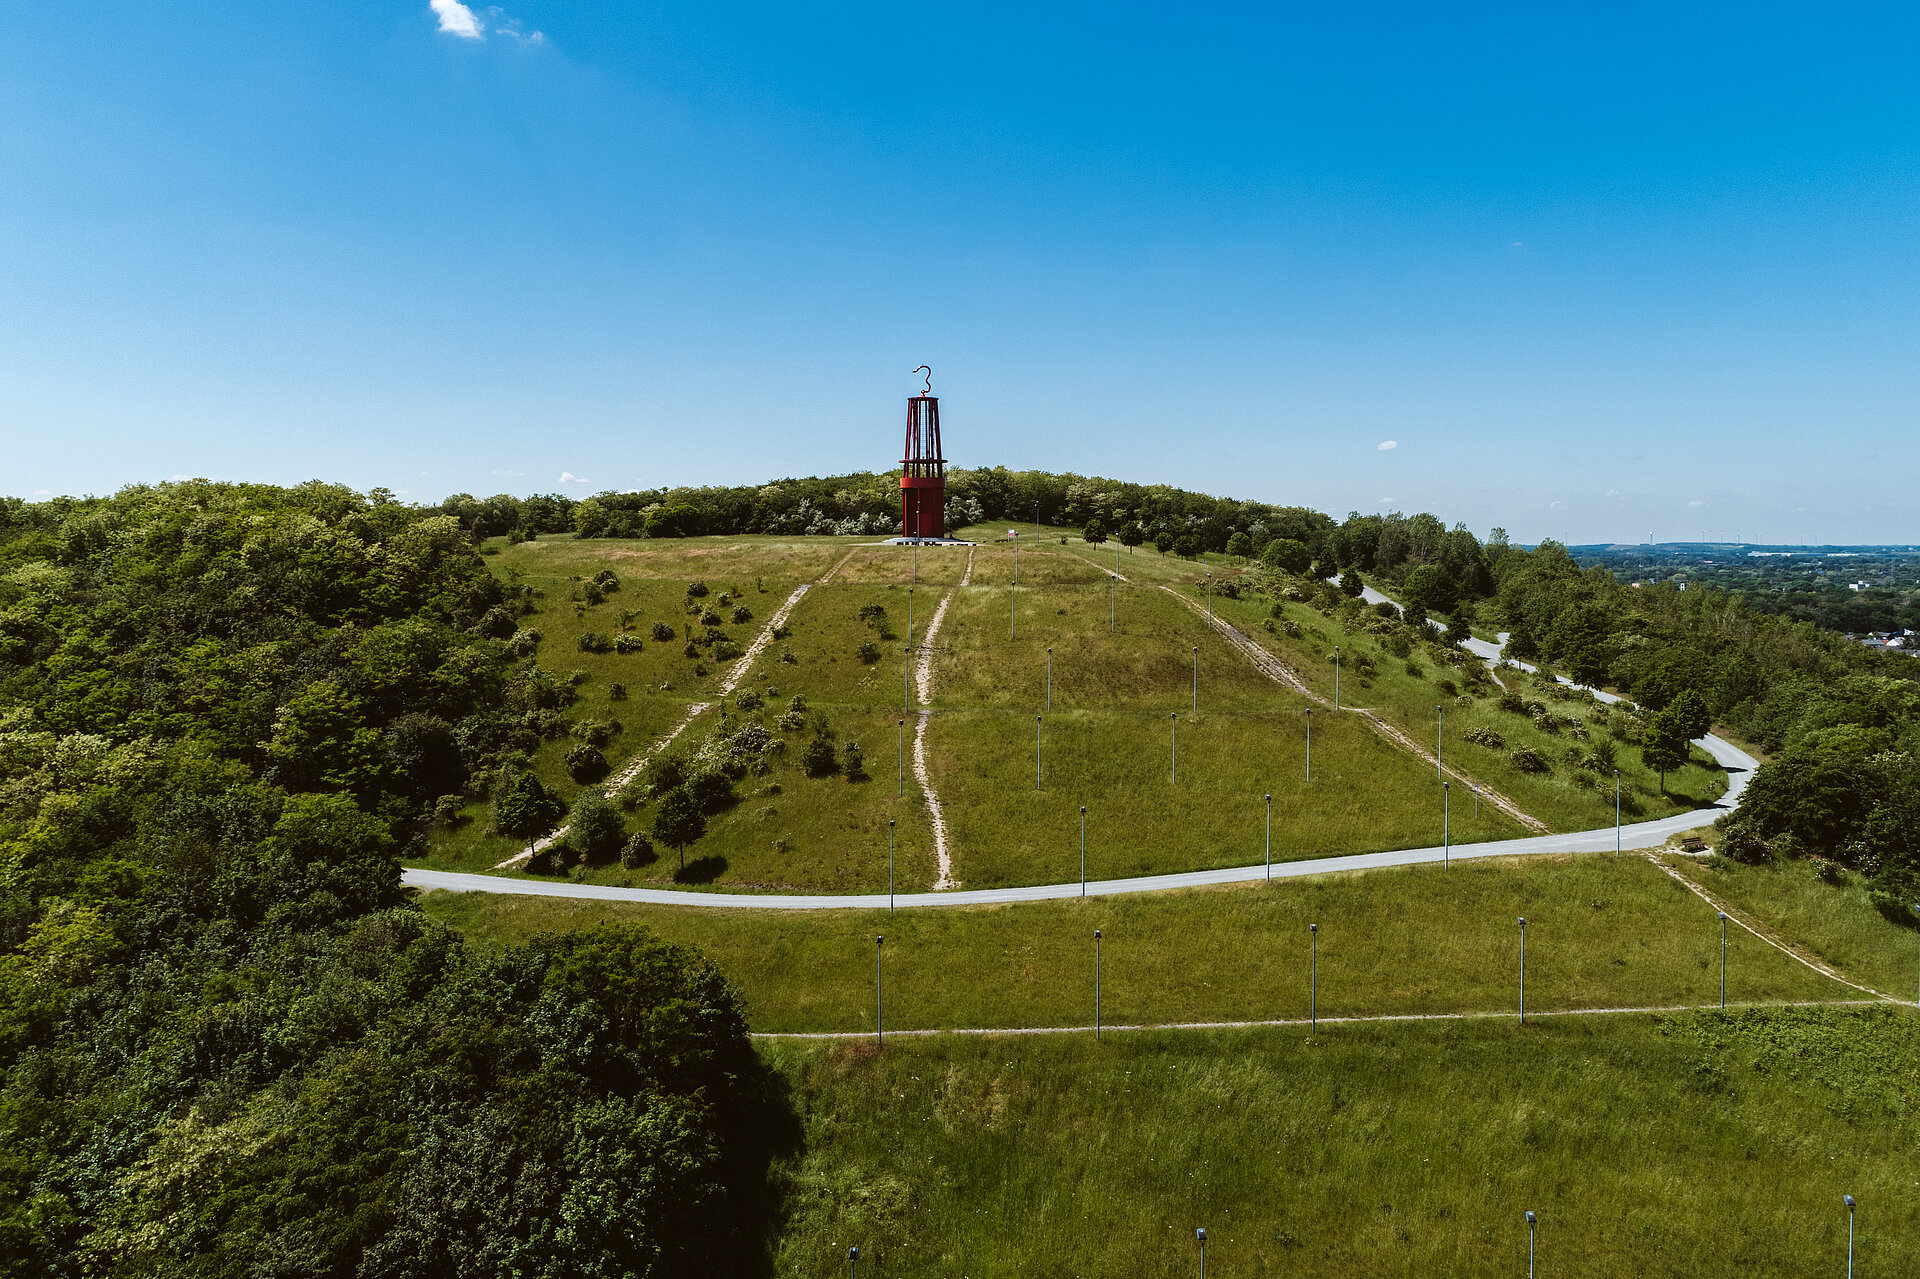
[
  {"left": 1376, "top": 440, "right": 1398, "bottom": 451},
  {"left": 429, "top": 1, "right": 544, "bottom": 43},
  {"left": 431, "top": 0, "right": 484, "bottom": 39},
  {"left": 1688, "top": 499, "right": 1707, "bottom": 508},
  {"left": 1378, "top": 497, "right": 1395, "bottom": 505},
  {"left": 559, "top": 472, "right": 590, "bottom": 485}
]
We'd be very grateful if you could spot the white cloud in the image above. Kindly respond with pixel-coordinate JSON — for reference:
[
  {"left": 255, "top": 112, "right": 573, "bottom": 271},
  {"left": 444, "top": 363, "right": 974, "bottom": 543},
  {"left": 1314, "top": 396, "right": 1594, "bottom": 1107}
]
[
  {"left": 1376, "top": 440, "right": 1398, "bottom": 451},
  {"left": 429, "top": 2, "right": 544, "bottom": 43},
  {"left": 559, "top": 472, "right": 590, "bottom": 485},
  {"left": 431, "top": 0, "right": 484, "bottom": 39},
  {"left": 1378, "top": 497, "right": 1395, "bottom": 505},
  {"left": 1549, "top": 500, "right": 1563, "bottom": 510},
  {"left": 32, "top": 489, "right": 50, "bottom": 497},
  {"left": 1688, "top": 499, "right": 1707, "bottom": 508}
]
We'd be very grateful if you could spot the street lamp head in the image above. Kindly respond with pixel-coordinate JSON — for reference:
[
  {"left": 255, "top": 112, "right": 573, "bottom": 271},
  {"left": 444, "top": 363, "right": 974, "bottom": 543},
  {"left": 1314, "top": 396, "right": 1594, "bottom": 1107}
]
[
  {"left": 1081, "top": 805, "right": 1086, "bottom": 814},
  {"left": 875, "top": 935, "right": 883, "bottom": 946},
  {"left": 1310, "top": 922, "right": 1317, "bottom": 933},
  {"left": 889, "top": 819, "right": 895, "bottom": 828},
  {"left": 1718, "top": 911, "right": 1726, "bottom": 920},
  {"left": 848, "top": 1246, "right": 859, "bottom": 1260},
  {"left": 1265, "top": 793, "right": 1271, "bottom": 801},
  {"left": 1846, "top": 1195, "right": 1856, "bottom": 1209},
  {"left": 1094, "top": 929, "right": 1101, "bottom": 939},
  {"left": 1196, "top": 1228, "right": 1207, "bottom": 1242},
  {"left": 1525, "top": 1211, "right": 1536, "bottom": 1225},
  {"left": 1518, "top": 917, "right": 1527, "bottom": 927}
]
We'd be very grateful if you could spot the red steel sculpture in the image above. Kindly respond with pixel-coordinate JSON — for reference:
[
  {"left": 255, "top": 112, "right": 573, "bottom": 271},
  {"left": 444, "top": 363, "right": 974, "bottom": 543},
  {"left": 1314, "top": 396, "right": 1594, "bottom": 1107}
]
[{"left": 900, "top": 365, "right": 946, "bottom": 539}]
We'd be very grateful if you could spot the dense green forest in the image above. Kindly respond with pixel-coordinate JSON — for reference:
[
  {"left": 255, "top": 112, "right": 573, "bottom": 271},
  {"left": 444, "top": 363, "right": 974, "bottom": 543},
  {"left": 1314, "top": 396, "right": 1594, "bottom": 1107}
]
[
  {"left": 4, "top": 474, "right": 1919, "bottom": 1273},
  {"left": 0, "top": 483, "right": 787, "bottom": 1276}
]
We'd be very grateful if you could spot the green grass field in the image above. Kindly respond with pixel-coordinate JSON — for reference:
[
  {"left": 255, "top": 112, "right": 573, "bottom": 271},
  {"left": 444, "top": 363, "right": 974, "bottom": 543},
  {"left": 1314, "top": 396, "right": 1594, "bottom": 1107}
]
[
  {"left": 415, "top": 533, "right": 1729, "bottom": 893},
  {"left": 762, "top": 1008, "right": 1919, "bottom": 1277},
  {"left": 1669, "top": 852, "right": 1920, "bottom": 1001},
  {"left": 419, "top": 853, "right": 1847, "bottom": 1033}
]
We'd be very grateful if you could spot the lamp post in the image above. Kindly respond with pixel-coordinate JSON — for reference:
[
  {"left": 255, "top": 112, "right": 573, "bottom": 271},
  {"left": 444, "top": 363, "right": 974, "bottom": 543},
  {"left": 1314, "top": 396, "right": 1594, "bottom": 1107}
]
[
  {"left": 848, "top": 1245, "right": 858, "bottom": 1279},
  {"left": 1036, "top": 716, "right": 1043, "bottom": 790},
  {"left": 907, "top": 586, "right": 913, "bottom": 649},
  {"left": 1110, "top": 572, "right": 1117, "bottom": 633},
  {"left": 1518, "top": 918, "right": 1527, "bottom": 1025},
  {"left": 1443, "top": 781, "right": 1450, "bottom": 868},
  {"left": 1033, "top": 499, "right": 1039, "bottom": 536},
  {"left": 1013, "top": 529, "right": 1019, "bottom": 583},
  {"left": 1614, "top": 769, "right": 1621, "bottom": 852},
  {"left": 1525, "top": 1211, "right": 1537, "bottom": 1279},
  {"left": 1436, "top": 703, "right": 1444, "bottom": 781},
  {"left": 1080, "top": 805, "right": 1087, "bottom": 896},
  {"left": 897, "top": 719, "right": 904, "bottom": 797},
  {"left": 1093, "top": 929, "right": 1102, "bottom": 1040},
  {"left": 1170, "top": 712, "right": 1177, "bottom": 783},
  {"left": 1264, "top": 793, "right": 1272, "bottom": 879},
  {"left": 874, "top": 935, "right": 884, "bottom": 1047},
  {"left": 888, "top": 820, "right": 895, "bottom": 915},
  {"left": 1309, "top": 923, "right": 1318, "bottom": 1029},
  {"left": 1718, "top": 911, "right": 1727, "bottom": 1008},
  {"left": 1196, "top": 1227, "right": 1207, "bottom": 1278},
  {"left": 1304, "top": 708, "right": 1311, "bottom": 782},
  {"left": 1845, "top": 1194, "right": 1856, "bottom": 1279}
]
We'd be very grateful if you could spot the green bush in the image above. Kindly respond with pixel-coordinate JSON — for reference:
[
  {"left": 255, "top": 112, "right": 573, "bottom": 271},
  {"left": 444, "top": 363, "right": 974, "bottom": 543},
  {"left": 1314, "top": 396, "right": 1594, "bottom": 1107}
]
[
  {"left": 800, "top": 737, "right": 839, "bottom": 777},
  {"left": 578, "top": 631, "right": 614, "bottom": 653},
  {"left": 565, "top": 743, "right": 610, "bottom": 783}
]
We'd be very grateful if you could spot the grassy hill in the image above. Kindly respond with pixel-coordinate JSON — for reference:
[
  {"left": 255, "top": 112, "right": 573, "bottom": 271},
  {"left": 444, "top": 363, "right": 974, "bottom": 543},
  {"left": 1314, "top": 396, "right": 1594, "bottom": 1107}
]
[{"left": 414, "top": 530, "right": 1722, "bottom": 893}]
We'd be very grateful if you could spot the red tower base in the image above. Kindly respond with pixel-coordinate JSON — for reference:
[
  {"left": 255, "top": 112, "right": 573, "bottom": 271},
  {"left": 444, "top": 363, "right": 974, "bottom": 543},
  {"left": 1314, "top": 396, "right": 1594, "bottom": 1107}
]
[{"left": 901, "top": 480, "right": 945, "bottom": 539}]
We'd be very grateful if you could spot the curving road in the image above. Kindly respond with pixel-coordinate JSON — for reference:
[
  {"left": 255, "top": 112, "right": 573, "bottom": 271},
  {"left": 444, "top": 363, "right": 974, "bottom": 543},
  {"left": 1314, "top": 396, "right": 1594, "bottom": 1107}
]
[{"left": 404, "top": 622, "right": 1749, "bottom": 911}]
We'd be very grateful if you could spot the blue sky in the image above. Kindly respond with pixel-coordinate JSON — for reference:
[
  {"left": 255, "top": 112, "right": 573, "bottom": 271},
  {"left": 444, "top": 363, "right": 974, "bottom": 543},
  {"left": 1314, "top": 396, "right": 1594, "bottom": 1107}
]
[{"left": 2, "top": 3, "right": 1916, "bottom": 542}]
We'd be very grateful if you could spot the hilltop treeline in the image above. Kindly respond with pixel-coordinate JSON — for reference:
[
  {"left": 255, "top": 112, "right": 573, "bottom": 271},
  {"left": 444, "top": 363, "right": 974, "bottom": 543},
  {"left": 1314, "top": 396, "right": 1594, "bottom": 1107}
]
[{"left": 0, "top": 482, "right": 786, "bottom": 1276}]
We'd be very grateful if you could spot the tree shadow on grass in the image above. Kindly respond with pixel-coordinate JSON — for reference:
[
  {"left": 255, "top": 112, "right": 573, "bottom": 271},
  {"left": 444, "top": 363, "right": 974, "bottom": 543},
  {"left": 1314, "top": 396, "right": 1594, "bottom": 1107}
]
[{"left": 675, "top": 855, "right": 729, "bottom": 884}]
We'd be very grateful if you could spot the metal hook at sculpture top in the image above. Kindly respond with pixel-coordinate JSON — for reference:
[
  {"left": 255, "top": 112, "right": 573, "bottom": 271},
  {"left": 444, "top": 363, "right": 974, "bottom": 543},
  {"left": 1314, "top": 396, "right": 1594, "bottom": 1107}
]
[{"left": 913, "top": 364, "right": 932, "bottom": 396}]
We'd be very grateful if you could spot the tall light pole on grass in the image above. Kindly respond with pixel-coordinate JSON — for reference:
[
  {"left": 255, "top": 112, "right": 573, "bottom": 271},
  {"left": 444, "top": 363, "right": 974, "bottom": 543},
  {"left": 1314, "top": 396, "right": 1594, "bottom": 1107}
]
[
  {"left": 887, "top": 820, "right": 895, "bottom": 915},
  {"left": 847, "top": 1245, "right": 858, "bottom": 1279},
  {"left": 1845, "top": 1195, "right": 1856, "bottom": 1279},
  {"left": 1443, "top": 781, "right": 1450, "bottom": 867},
  {"left": 906, "top": 586, "right": 913, "bottom": 649},
  {"left": 1718, "top": 911, "right": 1727, "bottom": 1008},
  {"left": 1093, "top": 929, "right": 1102, "bottom": 1040},
  {"left": 1517, "top": 918, "right": 1527, "bottom": 1025},
  {"left": 1080, "top": 805, "right": 1088, "bottom": 895},
  {"left": 1309, "top": 923, "right": 1318, "bottom": 1029},
  {"left": 1436, "top": 703, "right": 1444, "bottom": 780},
  {"left": 1524, "top": 1211, "right": 1537, "bottom": 1279},
  {"left": 1196, "top": 1228, "right": 1208, "bottom": 1279},
  {"left": 897, "top": 719, "right": 904, "bottom": 797},
  {"left": 1110, "top": 573, "right": 1117, "bottom": 632}
]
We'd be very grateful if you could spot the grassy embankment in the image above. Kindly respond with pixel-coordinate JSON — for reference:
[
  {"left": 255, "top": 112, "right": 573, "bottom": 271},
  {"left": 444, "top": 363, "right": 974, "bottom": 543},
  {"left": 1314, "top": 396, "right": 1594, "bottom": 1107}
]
[
  {"left": 420, "top": 853, "right": 1847, "bottom": 1033},
  {"left": 759, "top": 1007, "right": 1919, "bottom": 1277}
]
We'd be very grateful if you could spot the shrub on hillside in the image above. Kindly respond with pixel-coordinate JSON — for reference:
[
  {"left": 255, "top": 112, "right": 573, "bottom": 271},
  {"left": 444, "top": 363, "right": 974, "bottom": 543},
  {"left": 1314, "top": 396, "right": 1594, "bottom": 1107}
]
[
  {"left": 1510, "top": 747, "right": 1550, "bottom": 773},
  {"left": 1464, "top": 727, "right": 1505, "bottom": 749},
  {"left": 652, "top": 621, "right": 677, "bottom": 642},
  {"left": 565, "top": 743, "right": 610, "bottom": 783},
  {"left": 614, "top": 633, "right": 644, "bottom": 653},
  {"left": 800, "top": 737, "right": 839, "bottom": 777},
  {"left": 856, "top": 641, "right": 882, "bottom": 663},
  {"left": 579, "top": 631, "right": 614, "bottom": 653}
]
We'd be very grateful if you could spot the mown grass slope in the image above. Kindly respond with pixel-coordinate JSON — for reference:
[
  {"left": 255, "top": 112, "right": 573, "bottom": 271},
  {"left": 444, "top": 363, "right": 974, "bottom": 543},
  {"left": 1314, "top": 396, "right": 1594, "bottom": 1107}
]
[{"left": 762, "top": 1007, "right": 1918, "bottom": 1277}]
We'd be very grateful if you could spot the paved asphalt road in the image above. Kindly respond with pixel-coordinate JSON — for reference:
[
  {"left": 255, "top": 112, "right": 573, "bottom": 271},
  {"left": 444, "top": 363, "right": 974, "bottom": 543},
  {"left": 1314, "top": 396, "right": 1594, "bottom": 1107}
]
[
  {"left": 405, "top": 722, "right": 1752, "bottom": 912},
  {"left": 406, "top": 619, "right": 1747, "bottom": 911}
]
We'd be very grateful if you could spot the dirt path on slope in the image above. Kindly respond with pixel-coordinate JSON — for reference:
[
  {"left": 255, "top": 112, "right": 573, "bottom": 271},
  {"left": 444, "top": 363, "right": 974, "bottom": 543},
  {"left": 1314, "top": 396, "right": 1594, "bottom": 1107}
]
[
  {"left": 909, "top": 548, "right": 972, "bottom": 889},
  {"left": 1651, "top": 853, "right": 1900, "bottom": 1003},
  {"left": 1158, "top": 585, "right": 1550, "bottom": 834}
]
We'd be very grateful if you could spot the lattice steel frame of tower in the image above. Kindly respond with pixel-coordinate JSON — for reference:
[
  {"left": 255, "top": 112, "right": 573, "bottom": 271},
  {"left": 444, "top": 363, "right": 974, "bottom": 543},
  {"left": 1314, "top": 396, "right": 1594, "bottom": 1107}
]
[{"left": 900, "top": 394, "right": 946, "bottom": 539}]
